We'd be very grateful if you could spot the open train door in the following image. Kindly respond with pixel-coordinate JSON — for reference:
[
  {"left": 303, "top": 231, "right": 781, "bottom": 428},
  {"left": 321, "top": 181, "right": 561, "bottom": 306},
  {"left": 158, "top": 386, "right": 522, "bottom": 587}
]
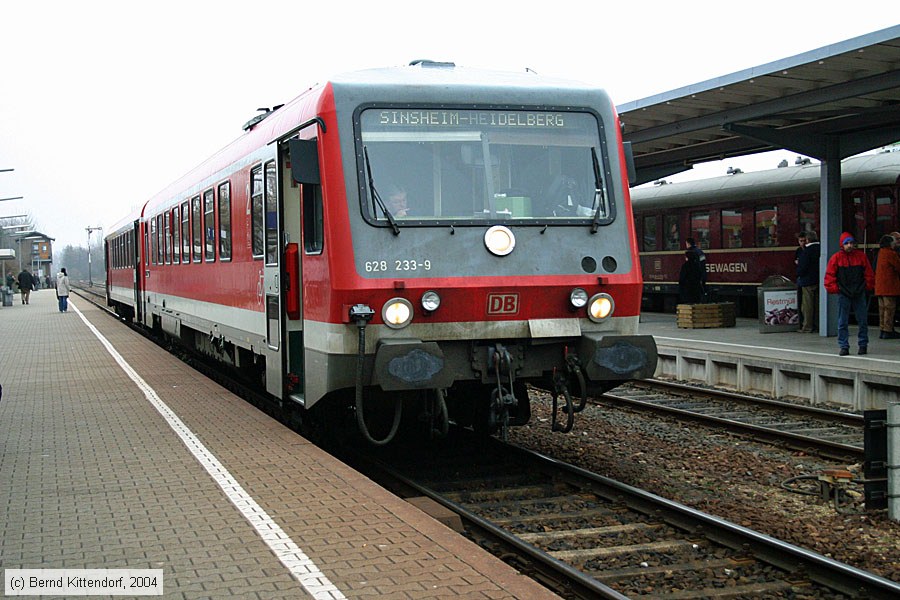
[{"left": 261, "top": 159, "right": 284, "bottom": 399}]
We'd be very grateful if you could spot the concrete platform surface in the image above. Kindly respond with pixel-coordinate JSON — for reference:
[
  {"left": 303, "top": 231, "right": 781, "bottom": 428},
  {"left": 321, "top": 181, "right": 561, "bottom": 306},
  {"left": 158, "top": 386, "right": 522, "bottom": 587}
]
[{"left": 0, "top": 290, "right": 558, "bottom": 599}]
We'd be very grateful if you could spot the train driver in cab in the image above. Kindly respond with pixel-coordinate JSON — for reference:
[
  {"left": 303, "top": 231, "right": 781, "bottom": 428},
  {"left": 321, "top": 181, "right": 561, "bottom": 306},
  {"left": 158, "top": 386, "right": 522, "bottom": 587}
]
[{"left": 385, "top": 184, "right": 412, "bottom": 218}]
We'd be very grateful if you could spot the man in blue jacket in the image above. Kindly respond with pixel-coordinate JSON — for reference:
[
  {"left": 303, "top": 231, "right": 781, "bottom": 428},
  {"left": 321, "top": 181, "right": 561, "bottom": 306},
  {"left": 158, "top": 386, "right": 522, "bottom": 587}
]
[{"left": 796, "top": 231, "right": 820, "bottom": 332}]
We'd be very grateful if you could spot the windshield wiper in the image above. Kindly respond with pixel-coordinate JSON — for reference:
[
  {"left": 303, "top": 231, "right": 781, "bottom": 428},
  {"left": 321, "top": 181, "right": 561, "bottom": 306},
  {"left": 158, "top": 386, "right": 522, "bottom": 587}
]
[
  {"left": 363, "top": 146, "right": 400, "bottom": 235},
  {"left": 590, "top": 147, "right": 606, "bottom": 234}
]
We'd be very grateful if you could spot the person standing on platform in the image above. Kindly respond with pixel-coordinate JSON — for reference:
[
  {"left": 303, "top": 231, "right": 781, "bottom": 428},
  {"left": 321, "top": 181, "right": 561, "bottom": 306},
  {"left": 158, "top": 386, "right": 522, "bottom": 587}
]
[
  {"left": 796, "top": 231, "right": 820, "bottom": 332},
  {"left": 56, "top": 268, "right": 71, "bottom": 313},
  {"left": 684, "top": 238, "right": 707, "bottom": 301},
  {"left": 875, "top": 235, "right": 900, "bottom": 339},
  {"left": 16, "top": 268, "right": 34, "bottom": 305},
  {"left": 678, "top": 248, "right": 704, "bottom": 304},
  {"left": 824, "top": 232, "right": 875, "bottom": 356}
]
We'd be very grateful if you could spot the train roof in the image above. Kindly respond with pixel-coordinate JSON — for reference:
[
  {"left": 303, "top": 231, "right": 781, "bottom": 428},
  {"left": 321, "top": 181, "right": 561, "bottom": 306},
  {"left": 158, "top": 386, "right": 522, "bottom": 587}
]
[{"left": 630, "top": 151, "right": 900, "bottom": 211}]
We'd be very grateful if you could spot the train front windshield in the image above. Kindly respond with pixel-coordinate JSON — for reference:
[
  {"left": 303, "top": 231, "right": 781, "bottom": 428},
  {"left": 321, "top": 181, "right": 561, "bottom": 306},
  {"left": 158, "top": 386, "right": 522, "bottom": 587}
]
[{"left": 358, "top": 108, "right": 613, "bottom": 225}]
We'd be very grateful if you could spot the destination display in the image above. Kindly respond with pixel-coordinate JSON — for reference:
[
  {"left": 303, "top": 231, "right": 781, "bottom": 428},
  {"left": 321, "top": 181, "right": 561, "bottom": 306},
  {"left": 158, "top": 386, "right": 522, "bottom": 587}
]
[{"left": 370, "top": 109, "right": 569, "bottom": 129}]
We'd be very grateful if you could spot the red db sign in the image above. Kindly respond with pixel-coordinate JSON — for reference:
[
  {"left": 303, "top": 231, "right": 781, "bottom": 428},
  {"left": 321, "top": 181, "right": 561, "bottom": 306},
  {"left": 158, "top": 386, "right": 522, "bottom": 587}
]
[{"left": 487, "top": 293, "right": 519, "bottom": 315}]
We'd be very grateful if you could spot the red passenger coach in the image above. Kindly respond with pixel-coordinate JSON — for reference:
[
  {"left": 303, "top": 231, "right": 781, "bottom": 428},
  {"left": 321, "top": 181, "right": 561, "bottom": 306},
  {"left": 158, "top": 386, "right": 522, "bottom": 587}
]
[
  {"left": 632, "top": 152, "right": 900, "bottom": 316},
  {"left": 106, "top": 61, "right": 657, "bottom": 444}
]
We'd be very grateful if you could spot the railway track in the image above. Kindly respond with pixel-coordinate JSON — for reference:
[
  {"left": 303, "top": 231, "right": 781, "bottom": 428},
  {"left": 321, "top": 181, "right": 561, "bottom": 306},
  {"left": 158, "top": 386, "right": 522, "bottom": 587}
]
[
  {"left": 348, "top": 435, "right": 900, "bottom": 599},
  {"left": 73, "top": 286, "right": 897, "bottom": 597},
  {"left": 601, "top": 380, "right": 864, "bottom": 462}
]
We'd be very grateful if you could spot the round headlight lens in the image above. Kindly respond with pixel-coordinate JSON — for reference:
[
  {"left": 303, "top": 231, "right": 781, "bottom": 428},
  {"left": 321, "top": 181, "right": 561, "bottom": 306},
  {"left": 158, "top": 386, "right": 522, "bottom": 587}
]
[
  {"left": 588, "top": 293, "right": 614, "bottom": 322},
  {"left": 382, "top": 298, "right": 413, "bottom": 328},
  {"left": 570, "top": 288, "right": 588, "bottom": 308},
  {"left": 421, "top": 290, "right": 441, "bottom": 312},
  {"left": 484, "top": 225, "right": 515, "bottom": 256}
]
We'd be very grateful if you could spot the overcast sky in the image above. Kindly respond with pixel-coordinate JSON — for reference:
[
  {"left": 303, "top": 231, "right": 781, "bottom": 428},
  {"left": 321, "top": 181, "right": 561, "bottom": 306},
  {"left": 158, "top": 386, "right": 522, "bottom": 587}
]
[{"left": 0, "top": 1, "right": 896, "bottom": 252}]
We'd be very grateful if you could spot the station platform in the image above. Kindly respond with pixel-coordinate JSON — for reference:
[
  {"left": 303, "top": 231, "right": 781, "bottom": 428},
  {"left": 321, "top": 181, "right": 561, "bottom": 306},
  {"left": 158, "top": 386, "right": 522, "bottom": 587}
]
[
  {"left": 0, "top": 291, "right": 557, "bottom": 599},
  {"left": 638, "top": 311, "right": 900, "bottom": 410}
]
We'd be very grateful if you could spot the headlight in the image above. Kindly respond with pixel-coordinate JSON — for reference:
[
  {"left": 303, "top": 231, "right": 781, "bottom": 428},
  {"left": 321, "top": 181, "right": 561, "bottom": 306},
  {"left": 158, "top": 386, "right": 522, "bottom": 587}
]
[
  {"left": 484, "top": 225, "right": 515, "bottom": 256},
  {"left": 569, "top": 288, "right": 588, "bottom": 308},
  {"left": 421, "top": 290, "right": 441, "bottom": 312},
  {"left": 587, "top": 293, "right": 614, "bottom": 322},
  {"left": 382, "top": 297, "right": 413, "bottom": 328}
]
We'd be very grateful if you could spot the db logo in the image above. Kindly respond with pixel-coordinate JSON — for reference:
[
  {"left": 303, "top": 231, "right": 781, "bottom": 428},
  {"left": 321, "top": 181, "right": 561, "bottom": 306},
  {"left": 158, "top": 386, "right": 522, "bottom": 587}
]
[{"left": 487, "top": 293, "right": 519, "bottom": 315}]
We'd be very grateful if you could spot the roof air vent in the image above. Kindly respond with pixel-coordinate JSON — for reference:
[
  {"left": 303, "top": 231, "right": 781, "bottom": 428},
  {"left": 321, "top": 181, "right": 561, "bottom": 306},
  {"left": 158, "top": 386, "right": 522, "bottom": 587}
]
[{"left": 409, "top": 59, "right": 456, "bottom": 68}]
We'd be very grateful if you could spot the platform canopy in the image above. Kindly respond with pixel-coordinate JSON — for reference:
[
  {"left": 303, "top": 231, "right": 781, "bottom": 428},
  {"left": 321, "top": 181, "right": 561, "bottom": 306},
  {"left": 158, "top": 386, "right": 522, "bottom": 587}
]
[{"left": 618, "top": 25, "right": 900, "bottom": 186}]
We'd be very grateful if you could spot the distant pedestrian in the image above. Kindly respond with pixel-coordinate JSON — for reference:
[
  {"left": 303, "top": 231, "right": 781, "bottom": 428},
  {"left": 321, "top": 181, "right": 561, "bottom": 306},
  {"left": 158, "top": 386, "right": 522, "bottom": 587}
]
[
  {"left": 56, "top": 268, "right": 71, "bottom": 313},
  {"left": 875, "top": 235, "right": 900, "bottom": 339},
  {"left": 824, "top": 232, "right": 875, "bottom": 355},
  {"left": 796, "top": 231, "right": 820, "bottom": 332},
  {"left": 16, "top": 269, "right": 34, "bottom": 305},
  {"left": 4, "top": 273, "right": 14, "bottom": 291}
]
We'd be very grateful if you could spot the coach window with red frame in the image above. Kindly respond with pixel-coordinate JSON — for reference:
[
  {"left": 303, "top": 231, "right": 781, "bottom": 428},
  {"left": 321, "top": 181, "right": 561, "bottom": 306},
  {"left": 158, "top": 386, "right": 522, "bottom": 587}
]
[
  {"left": 663, "top": 215, "right": 679, "bottom": 250},
  {"left": 690, "top": 211, "right": 710, "bottom": 249},
  {"left": 218, "top": 182, "right": 232, "bottom": 261},
  {"left": 722, "top": 209, "right": 742, "bottom": 249},
  {"left": 755, "top": 205, "right": 777, "bottom": 247}
]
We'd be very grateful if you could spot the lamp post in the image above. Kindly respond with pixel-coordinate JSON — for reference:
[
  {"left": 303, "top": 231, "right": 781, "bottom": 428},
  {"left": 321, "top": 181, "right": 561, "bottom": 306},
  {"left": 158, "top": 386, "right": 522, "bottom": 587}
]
[{"left": 86, "top": 226, "right": 102, "bottom": 286}]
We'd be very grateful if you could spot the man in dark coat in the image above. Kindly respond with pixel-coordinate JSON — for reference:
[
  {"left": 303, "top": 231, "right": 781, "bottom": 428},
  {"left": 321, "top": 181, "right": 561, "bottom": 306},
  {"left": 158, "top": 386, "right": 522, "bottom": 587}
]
[
  {"left": 678, "top": 250, "right": 704, "bottom": 304},
  {"left": 16, "top": 269, "right": 34, "bottom": 305},
  {"left": 796, "top": 231, "right": 820, "bottom": 332},
  {"left": 684, "top": 238, "right": 708, "bottom": 301}
]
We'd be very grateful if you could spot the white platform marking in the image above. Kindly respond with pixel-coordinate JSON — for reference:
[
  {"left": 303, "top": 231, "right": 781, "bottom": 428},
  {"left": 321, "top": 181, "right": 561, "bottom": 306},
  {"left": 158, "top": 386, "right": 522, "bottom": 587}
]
[{"left": 71, "top": 300, "right": 346, "bottom": 599}]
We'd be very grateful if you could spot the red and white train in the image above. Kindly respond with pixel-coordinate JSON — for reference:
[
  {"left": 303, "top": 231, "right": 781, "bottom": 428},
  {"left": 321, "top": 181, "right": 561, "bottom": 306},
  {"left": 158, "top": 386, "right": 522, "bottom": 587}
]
[
  {"left": 632, "top": 151, "right": 900, "bottom": 315},
  {"left": 106, "top": 61, "right": 657, "bottom": 443}
]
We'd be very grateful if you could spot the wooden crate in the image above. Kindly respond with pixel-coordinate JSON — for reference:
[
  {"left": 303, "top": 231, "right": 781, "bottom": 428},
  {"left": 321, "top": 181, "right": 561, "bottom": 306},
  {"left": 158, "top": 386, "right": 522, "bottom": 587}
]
[{"left": 676, "top": 302, "right": 736, "bottom": 328}]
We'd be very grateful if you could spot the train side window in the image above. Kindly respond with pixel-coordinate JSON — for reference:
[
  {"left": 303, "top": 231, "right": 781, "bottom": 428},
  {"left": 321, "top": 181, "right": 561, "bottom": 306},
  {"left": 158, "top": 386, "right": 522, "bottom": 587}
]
[
  {"left": 690, "top": 211, "right": 710, "bottom": 249},
  {"left": 721, "top": 209, "right": 742, "bottom": 249},
  {"left": 755, "top": 205, "right": 777, "bottom": 247},
  {"left": 798, "top": 200, "right": 816, "bottom": 234},
  {"left": 265, "top": 161, "right": 278, "bottom": 265},
  {"left": 642, "top": 216, "right": 657, "bottom": 251},
  {"left": 204, "top": 189, "right": 215, "bottom": 262},
  {"left": 663, "top": 214, "right": 679, "bottom": 250},
  {"left": 251, "top": 165, "right": 264, "bottom": 259},
  {"left": 191, "top": 195, "right": 202, "bottom": 262},
  {"left": 164, "top": 211, "right": 172, "bottom": 264},
  {"left": 303, "top": 184, "right": 324, "bottom": 254},
  {"left": 145, "top": 222, "right": 151, "bottom": 267},
  {"left": 180, "top": 201, "right": 190, "bottom": 263},
  {"left": 156, "top": 215, "right": 163, "bottom": 264},
  {"left": 172, "top": 206, "right": 180, "bottom": 264},
  {"left": 875, "top": 193, "right": 895, "bottom": 238},
  {"left": 150, "top": 217, "right": 159, "bottom": 265},
  {"left": 218, "top": 182, "right": 232, "bottom": 261}
]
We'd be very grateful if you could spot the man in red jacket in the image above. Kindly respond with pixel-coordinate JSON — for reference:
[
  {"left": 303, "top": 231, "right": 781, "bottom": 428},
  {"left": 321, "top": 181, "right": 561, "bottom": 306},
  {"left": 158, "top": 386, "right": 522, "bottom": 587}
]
[{"left": 824, "top": 232, "right": 875, "bottom": 355}]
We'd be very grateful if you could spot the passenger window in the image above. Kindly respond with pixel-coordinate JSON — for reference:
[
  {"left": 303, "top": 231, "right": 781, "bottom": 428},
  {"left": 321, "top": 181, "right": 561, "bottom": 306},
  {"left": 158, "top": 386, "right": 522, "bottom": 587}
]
[
  {"left": 876, "top": 193, "right": 895, "bottom": 238},
  {"left": 180, "top": 201, "right": 190, "bottom": 263},
  {"left": 204, "top": 189, "right": 215, "bottom": 261},
  {"left": 265, "top": 161, "right": 278, "bottom": 265},
  {"left": 663, "top": 215, "right": 679, "bottom": 250},
  {"left": 721, "top": 209, "right": 742, "bottom": 248},
  {"left": 642, "top": 216, "right": 657, "bottom": 251},
  {"left": 303, "top": 184, "right": 324, "bottom": 254},
  {"left": 755, "top": 205, "right": 777, "bottom": 247},
  {"left": 172, "top": 206, "right": 180, "bottom": 263},
  {"left": 192, "top": 195, "right": 202, "bottom": 262},
  {"left": 164, "top": 212, "right": 172, "bottom": 264},
  {"left": 799, "top": 200, "right": 816, "bottom": 235},
  {"left": 690, "top": 211, "right": 710, "bottom": 249},
  {"left": 251, "top": 165, "right": 264, "bottom": 258},
  {"left": 218, "top": 182, "right": 232, "bottom": 261}
]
